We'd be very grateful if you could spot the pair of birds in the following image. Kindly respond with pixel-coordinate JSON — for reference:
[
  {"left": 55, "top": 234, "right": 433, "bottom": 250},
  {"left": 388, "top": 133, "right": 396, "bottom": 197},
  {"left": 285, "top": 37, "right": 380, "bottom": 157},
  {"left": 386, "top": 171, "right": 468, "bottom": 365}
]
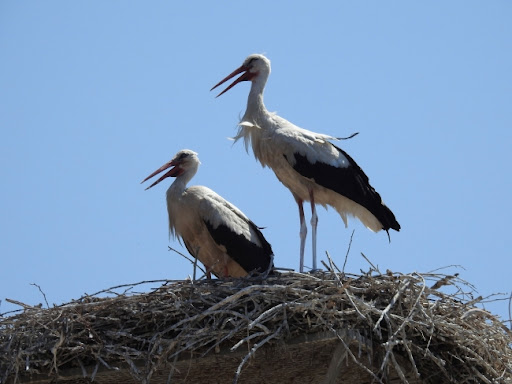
[{"left": 142, "top": 54, "right": 400, "bottom": 278}]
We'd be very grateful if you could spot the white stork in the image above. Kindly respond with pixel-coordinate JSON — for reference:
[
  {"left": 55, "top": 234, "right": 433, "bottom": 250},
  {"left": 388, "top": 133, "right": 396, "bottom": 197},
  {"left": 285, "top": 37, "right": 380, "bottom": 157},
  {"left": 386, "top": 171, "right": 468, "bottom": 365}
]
[
  {"left": 142, "top": 149, "right": 274, "bottom": 278},
  {"left": 211, "top": 54, "right": 400, "bottom": 272}
]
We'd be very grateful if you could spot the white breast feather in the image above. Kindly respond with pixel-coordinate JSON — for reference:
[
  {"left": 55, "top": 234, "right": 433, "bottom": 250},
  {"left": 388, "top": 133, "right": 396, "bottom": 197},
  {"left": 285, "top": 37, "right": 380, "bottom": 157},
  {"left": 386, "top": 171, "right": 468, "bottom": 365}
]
[{"left": 237, "top": 113, "right": 349, "bottom": 170}]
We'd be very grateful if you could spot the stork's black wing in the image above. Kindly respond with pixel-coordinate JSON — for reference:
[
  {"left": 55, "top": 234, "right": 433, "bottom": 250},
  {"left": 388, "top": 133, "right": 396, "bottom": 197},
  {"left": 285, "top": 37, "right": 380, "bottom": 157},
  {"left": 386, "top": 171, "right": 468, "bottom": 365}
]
[
  {"left": 285, "top": 144, "right": 400, "bottom": 231},
  {"left": 204, "top": 220, "right": 274, "bottom": 274}
]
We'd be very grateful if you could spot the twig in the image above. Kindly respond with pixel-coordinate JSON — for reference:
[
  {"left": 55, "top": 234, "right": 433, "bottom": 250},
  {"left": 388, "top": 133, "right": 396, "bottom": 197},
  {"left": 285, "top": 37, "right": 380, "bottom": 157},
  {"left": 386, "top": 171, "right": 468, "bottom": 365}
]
[
  {"left": 509, "top": 291, "right": 512, "bottom": 330},
  {"left": 232, "top": 322, "right": 284, "bottom": 384},
  {"left": 261, "top": 254, "right": 275, "bottom": 278},
  {"left": 5, "top": 298, "right": 38, "bottom": 310},
  {"left": 249, "top": 303, "right": 287, "bottom": 329},
  {"left": 360, "top": 252, "right": 379, "bottom": 273},
  {"left": 334, "top": 331, "right": 384, "bottom": 384},
  {"left": 166, "top": 353, "right": 179, "bottom": 384},
  {"left": 168, "top": 246, "right": 207, "bottom": 277},
  {"left": 324, "top": 252, "right": 342, "bottom": 285},
  {"left": 30, "top": 283, "right": 49, "bottom": 309},
  {"left": 400, "top": 329, "right": 420, "bottom": 379},
  {"left": 389, "top": 351, "right": 409, "bottom": 384},
  {"left": 230, "top": 331, "right": 267, "bottom": 352},
  {"left": 79, "top": 279, "right": 172, "bottom": 300},
  {"left": 373, "top": 279, "right": 411, "bottom": 331},
  {"left": 191, "top": 246, "right": 200, "bottom": 282},
  {"left": 426, "top": 264, "right": 466, "bottom": 273},
  {"left": 342, "top": 229, "right": 355, "bottom": 274}
]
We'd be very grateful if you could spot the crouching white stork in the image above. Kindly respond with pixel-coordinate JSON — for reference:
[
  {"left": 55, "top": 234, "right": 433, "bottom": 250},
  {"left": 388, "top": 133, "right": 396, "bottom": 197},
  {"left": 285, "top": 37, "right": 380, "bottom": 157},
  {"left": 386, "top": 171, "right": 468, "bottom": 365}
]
[
  {"left": 142, "top": 149, "right": 274, "bottom": 278},
  {"left": 211, "top": 54, "right": 400, "bottom": 273}
]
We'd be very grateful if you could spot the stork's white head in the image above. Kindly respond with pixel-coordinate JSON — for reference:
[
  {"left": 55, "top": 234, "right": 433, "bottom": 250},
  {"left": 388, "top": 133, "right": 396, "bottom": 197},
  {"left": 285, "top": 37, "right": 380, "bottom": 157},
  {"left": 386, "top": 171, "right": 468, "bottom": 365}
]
[
  {"left": 242, "top": 54, "right": 271, "bottom": 77},
  {"left": 211, "top": 54, "right": 271, "bottom": 97},
  {"left": 171, "top": 149, "right": 200, "bottom": 172},
  {"left": 141, "top": 149, "right": 200, "bottom": 190}
]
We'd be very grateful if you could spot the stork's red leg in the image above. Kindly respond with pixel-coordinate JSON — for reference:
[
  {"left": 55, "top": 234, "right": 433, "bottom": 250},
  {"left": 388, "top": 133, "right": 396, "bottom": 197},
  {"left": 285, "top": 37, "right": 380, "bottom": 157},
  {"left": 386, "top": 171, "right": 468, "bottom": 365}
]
[
  {"left": 309, "top": 190, "right": 318, "bottom": 271},
  {"left": 294, "top": 194, "right": 307, "bottom": 273}
]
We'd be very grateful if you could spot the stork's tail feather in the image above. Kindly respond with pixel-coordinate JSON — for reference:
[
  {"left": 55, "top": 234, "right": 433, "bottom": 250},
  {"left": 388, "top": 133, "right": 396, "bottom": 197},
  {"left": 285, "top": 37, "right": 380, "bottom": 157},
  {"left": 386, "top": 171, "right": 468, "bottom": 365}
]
[{"left": 379, "top": 204, "right": 400, "bottom": 232}]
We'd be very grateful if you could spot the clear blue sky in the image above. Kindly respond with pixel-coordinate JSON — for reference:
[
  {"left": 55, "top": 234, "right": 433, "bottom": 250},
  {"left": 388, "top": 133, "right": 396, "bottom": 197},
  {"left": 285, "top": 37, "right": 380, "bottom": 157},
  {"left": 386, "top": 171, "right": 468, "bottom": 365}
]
[{"left": 1, "top": 2, "right": 510, "bottom": 322}]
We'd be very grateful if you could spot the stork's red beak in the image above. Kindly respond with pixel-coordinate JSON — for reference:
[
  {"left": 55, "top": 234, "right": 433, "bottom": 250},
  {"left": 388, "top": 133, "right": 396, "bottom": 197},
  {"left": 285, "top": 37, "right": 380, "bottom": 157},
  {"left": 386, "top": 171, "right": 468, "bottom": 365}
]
[
  {"left": 210, "top": 64, "right": 255, "bottom": 97},
  {"left": 141, "top": 159, "right": 183, "bottom": 190}
]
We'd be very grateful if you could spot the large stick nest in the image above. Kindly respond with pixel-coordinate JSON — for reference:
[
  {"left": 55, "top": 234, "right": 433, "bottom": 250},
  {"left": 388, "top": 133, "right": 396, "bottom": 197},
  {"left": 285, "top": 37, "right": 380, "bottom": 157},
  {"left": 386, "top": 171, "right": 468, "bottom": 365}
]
[{"left": 1, "top": 268, "right": 511, "bottom": 384}]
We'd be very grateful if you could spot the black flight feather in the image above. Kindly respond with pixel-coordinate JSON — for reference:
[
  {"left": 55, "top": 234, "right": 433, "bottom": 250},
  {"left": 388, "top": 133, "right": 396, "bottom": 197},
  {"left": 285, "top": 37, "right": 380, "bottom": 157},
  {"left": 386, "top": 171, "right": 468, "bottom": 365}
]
[
  {"left": 285, "top": 144, "right": 400, "bottom": 231},
  {"left": 204, "top": 220, "right": 274, "bottom": 274}
]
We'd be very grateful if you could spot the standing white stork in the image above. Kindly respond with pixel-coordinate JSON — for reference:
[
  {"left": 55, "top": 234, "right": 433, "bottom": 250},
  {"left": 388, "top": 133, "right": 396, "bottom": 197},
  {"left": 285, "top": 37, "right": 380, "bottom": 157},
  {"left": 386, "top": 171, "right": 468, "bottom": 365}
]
[
  {"left": 142, "top": 149, "right": 274, "bottom": 278},
  {"left": 211, "top": 54, "right": 400, "bottom": 273}
]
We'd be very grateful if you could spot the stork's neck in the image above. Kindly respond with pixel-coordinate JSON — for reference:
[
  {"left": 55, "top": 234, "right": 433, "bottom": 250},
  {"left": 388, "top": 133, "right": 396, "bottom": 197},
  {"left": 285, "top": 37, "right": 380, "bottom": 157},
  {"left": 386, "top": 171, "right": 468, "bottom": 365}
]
[
  {"left": 243, "top": 77, "right": 269, "bottom": 122},
  {"left": 168, "top": 166, "right": 197, "bottom": 197}
]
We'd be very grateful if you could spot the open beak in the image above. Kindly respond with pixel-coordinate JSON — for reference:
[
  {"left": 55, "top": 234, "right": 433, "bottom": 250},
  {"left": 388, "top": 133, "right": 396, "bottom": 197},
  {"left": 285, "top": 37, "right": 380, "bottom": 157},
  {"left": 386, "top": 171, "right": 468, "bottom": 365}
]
[
  {"left": 141, "top": 159, "right": 182, "bottom": 190},
  {"left": 210, "top": 64, "right": 254, "bottom": 97}
]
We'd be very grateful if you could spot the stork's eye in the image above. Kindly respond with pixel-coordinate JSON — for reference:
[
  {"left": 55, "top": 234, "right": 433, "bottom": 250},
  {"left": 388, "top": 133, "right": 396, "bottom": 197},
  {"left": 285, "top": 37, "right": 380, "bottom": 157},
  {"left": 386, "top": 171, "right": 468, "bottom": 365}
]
[
  {"left": 178, "top": 153, "right": 189, "bottom": 160},
  {"left": 246, "top": 58, "right": 257, "bottom": 66}
]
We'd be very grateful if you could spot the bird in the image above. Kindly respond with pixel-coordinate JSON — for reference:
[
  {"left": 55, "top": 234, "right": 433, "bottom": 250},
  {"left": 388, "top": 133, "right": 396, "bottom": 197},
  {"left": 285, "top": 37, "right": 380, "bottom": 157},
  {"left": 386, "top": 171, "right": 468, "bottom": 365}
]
[
  {"left": 211, "top": 54, "right": 400, "bottom": 273},
  {"left": 142, "top": 149, "right": 274, "bottom": 279}
]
